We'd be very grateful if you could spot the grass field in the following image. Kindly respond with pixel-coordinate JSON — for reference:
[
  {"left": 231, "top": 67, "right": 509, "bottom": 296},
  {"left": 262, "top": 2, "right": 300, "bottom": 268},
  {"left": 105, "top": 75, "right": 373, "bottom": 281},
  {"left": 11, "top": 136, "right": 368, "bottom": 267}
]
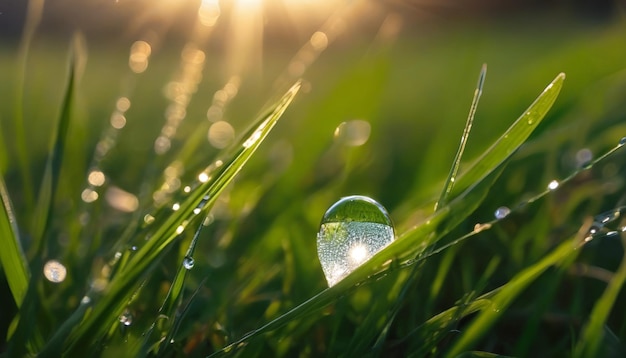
[{"left": 1, "top": 1, "right": 626, "bottom": 356}]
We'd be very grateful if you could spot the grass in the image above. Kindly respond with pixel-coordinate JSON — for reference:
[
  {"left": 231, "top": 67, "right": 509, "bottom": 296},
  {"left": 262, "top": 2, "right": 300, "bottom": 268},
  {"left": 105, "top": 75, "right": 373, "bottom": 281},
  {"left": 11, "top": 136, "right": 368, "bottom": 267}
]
[{"left": 2, "top": 1, "right": 626, "bottom": 356}]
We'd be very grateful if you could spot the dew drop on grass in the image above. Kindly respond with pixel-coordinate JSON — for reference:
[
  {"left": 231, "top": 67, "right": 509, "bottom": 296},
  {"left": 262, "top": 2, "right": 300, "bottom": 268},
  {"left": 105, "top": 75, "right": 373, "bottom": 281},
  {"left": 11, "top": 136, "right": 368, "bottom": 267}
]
[
  {"left": 183, "top": 256, "right": 195, "bottom": 270},
  {"left": 494, "top": 206, "right": 511, "bottom": 219},
  {"left": 619, "top": 136, "right": 626, "bottom": 146},
  {"left": 43, "top": 260, "right": 67, "bottom": 283},
  {"left": 119, "top": 310, "right": 133, "bottom": 326},
  {"left": 596, "top": 209, "right": 620, "bottom": 224},
  {"left": 547, "top": 180, "right": 559, "bottom": 190},
  {"left": 317, "top": 195, "right": 395, "bottom": 287}
]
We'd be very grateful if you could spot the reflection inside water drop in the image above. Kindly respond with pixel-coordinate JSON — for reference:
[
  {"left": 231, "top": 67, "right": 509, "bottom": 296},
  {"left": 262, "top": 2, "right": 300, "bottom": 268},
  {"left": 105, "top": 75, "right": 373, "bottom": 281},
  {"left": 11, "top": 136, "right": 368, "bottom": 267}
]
[
  {"left": 317, "top": 196, "right": 395, "bottom": 287},
  {"left": 119, "top": 310, "right": 133, "bottom": 326},
  {"left": 547, "top": 180, "right": 559, "bottom": 190},
  {"left": 494, "top": 206, "right": 511, "bottom": 219},
  {"left": 183, "top": 256, "right": 195, "bottom": 270}
]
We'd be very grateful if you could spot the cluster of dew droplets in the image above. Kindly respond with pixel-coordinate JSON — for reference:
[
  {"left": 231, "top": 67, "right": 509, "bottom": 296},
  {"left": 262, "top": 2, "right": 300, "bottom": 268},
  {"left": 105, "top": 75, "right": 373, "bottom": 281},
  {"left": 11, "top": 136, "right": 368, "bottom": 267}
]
[
  {"left": 317, "top": 195, "right": 395, "bottom": 287},
  {"left": 584, "top": 207, "right": 625, "bottom": 243}
]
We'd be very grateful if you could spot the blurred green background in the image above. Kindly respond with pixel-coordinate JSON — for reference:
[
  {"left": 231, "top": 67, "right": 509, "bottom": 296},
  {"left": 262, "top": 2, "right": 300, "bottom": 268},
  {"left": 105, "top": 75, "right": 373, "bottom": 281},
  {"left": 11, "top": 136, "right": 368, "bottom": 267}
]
[{"left": 2, "top": 0, "right": 626, "bottom": 355}]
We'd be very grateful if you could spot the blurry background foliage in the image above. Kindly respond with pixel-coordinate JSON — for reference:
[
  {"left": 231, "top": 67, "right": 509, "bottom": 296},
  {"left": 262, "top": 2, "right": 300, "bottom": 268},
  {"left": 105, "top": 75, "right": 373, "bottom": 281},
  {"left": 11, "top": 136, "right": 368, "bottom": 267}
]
[{"left": 1, "top": 0, "right": 626, "bottom": 356}]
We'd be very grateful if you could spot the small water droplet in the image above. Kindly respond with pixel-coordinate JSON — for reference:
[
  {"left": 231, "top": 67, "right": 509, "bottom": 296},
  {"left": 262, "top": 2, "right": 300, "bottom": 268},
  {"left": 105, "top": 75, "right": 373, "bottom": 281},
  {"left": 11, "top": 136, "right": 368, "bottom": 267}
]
[
  {"left": 605, "top": 231, "right": 619, "bottom": 238},
  {"left": 494, "top": 206, "right": 511, "bottom": 219},
  {"left": 589, "top": 224, "right": 601, "bottom": 236},
  {"left": 317, "top": 196, "right": 395, "bottom": 287},
  {"left": 333, "top": 120, "right": 371, "bottom": 147},
  {"left": 119, "top": 310, "right": 133, "bottom": 326},
  {"left": 575, "top": 148, "right": 593, "bottom": 169},
  {"left": 172, "top": 203, "right": 181, "bottom": 211},
  {"left": 619, "top": 137, "right": 626, "bottom": 146},
  {"left": 547, "top": 180, "right": 559, "bottom": 191},
  {"left": 43, "top": 260, "right": 67, "bottom": 283},
  {"left": 144, "top": 214, "right": 155, "bottom": 225},
  {"left": 183, "top": 256, "right": 195, "bottom": 270},
  {"left": 596, "top": 210, "right": 620, "bottom": 224},
  {"left": 80, "top": 296, "right": 91, "bottom": 305}
]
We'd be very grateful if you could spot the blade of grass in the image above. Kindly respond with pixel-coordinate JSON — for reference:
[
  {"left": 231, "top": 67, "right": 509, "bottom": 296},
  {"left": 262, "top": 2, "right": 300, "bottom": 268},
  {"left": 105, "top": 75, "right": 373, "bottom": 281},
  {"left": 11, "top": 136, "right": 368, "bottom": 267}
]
[
  {"left": 12, "top": 0, "right": 46, "bottom": 211},
  {"left": 6, "top": 40, "right": 78, "bottom": 356},
  {"left": 31, "top": 40, "right": 78, "bottom": 253},
  {"left": 445, "top": 232, "right": 584, "bottom": 357},
  {"left": 447, "top": 73, "right": 565, "bottom": 202},
  {"left": 573, "top": 235, "right": 626, "bottom": 358},
  {"left": 0, "top": 174, "right": 30, "bottom": 307},
  {"left": 139, "top": 215, "right": 207, "bottom": 355},
  {"left": 435, "top": 63, "right": 487, "bottom": 211},
  {"left": 41, "top": 81, "right": 301, "bottom": 356}
]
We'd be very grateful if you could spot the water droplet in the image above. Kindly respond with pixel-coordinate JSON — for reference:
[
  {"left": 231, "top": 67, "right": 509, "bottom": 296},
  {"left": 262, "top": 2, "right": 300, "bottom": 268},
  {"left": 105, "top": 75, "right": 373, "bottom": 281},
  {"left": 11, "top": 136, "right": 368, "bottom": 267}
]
[
  {"left": 119, "top": 310, "right": 133, "bottom": 326},
  {"left": 183, "top": 256, "right": 195, "bottom": 270},
  {"left": 605, "top": 231, "right": 619, "bottom": 238},
  {"left": 575, "top": 148, "right": 593, "bottom": 169},
  {"left": 144, "top": 214, "right": 155, "bottom": 225},
  {"left": 43, "top": 260, "right": 67, "bottom": 283},
  {"left": 80, "top": 296, "right": 91, "bottom": 305},
  {"left": 589, "top": 224, "right": 601, "bottom": 236},
  {"left": 596, "top": 209, "right": 620, "bottom": 224},
  {"left": 619, "top": 137, "right": 626, "bottom": 146},
  {"left": 172, "top": 203, "right": 181, "bottom": 211},
  {"left": 317, "top": 195, "right": 395, "bottom": 287},
  {"left": 494, "top": 206, "right": 511, "bottom": 219},
  {"left": 333, "top": 120, "right": 371, "bottom": 147},
  {"left": 547, "top": 180, "right": 559, "bottom": 191}
]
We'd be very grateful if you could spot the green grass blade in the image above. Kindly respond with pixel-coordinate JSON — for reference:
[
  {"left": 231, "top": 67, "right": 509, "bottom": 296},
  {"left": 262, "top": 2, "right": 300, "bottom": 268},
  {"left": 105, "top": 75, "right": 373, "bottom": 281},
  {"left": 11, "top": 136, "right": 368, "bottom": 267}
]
[
  {"left": 45, "top": 81, "right": 301, "bottom": 355},
  {"left": 11, "top": 0, "right": 45, "bottom": 210},
  {"left": 31, "top": 43, "right": 77, "bottom": 250},
  {"left": 0, "top": 174, "right": 30, "bottom": 307},
  {"left": 436, "top": 63, "right": 487, "bottom": 211},
  {"left": 146, "top": 217, "right": 206, "bottom": 355},
  {"left": 447, "top": 72, "right": 565, "bottom": 202},
  {"left": 445, "top": 236, "right": 581, "bottom": 357},
  {"left": 574, "top": 236, "right": 626, "bottom": 358}
]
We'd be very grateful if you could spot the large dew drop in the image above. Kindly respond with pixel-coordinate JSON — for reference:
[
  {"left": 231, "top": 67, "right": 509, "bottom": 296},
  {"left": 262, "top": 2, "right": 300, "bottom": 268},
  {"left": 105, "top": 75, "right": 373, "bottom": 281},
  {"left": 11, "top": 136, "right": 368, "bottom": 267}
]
[{"left": 317, "top": 195, "right": 395, "bottom": 287}]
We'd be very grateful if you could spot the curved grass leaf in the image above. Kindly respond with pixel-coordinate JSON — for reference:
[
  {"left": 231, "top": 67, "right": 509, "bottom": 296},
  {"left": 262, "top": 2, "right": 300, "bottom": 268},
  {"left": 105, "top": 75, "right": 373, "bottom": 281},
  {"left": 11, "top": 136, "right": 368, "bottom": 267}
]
[
  {"left": 447, "top": 73, "right": 565, "bottom": 202},
  {"left": 209, "top": 73, "right": 565, "bottom": 356},
  {"left": 445, "top": 236, "right": 581, "bottom": 357},
  {"left": 0, "top": 175, "right": 29, "bottom": 307},
  {"left": 39, "top": 81, "right": 301, "bottom": 356},
  {"left": 574, "top": 236, "right": 626, "bottom": 358},
  {"left": 31, "top": 41, "right": 78, "bottom": 252}
]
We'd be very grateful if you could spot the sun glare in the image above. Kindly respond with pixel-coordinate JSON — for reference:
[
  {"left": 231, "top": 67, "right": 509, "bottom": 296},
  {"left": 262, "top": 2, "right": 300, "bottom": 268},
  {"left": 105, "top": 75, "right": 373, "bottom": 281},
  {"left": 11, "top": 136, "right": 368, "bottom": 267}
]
[{"left": 235, "top": 0, "right": 264, "bottom": 9}]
